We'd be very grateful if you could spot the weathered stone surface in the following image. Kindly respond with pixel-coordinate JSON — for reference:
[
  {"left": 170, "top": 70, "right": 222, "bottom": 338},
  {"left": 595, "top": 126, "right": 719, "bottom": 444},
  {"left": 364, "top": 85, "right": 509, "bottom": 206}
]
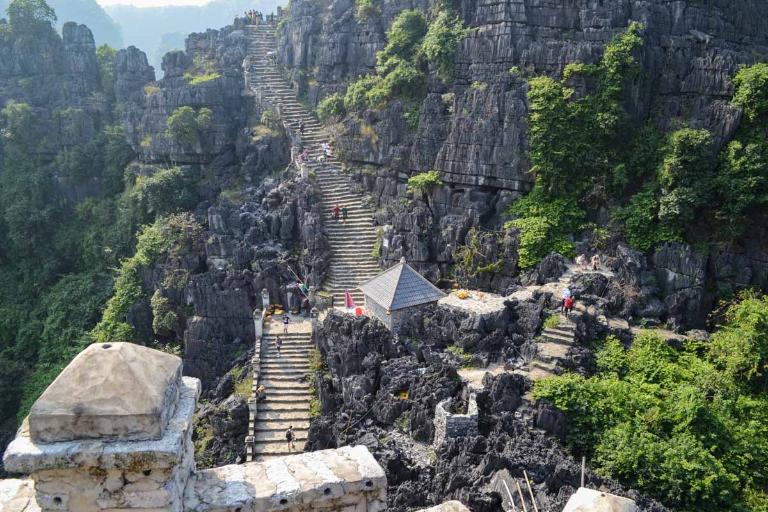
[
  {"left": 0, "top": 479, "right": 39, "bottom": 512},
  {"left": 562, "top": 487, "right": 638, "bottom": 512},
  {"left": 417, "top": 501, "right": 471, "bottom": 512},
  {"left": 3, "top": 377, "right": 200, "bottom": 474},
  {"left": 28, "top": 343, "right": 182, "bottom": 443},
  {"left": 183, "top": 446, "right": 387, "bottom": 511}
]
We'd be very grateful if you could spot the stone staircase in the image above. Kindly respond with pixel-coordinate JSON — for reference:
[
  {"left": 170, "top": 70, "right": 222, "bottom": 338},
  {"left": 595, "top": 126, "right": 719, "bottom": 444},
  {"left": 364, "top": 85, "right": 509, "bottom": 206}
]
[
  {"left": 251, "top": 328, "right": 313, "bottom": 460},
  {"left": 527, "top": 315, "right": 577, "bottom": 380},
  {"left": 245, "top": 24, "right": 381, "bottom": 306}
]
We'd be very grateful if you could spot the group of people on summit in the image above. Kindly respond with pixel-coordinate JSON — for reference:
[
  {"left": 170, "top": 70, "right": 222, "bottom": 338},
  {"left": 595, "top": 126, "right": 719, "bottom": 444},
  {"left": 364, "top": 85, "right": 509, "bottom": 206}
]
[{"left": 245, "top": 10, "right": 277, "bottom": 24}]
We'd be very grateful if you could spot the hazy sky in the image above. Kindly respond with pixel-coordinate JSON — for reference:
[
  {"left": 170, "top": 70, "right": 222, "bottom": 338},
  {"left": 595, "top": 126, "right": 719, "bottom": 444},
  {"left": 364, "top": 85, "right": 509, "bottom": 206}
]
[{"left": 96, "top": 0, "right": 212, "bottom": 6}]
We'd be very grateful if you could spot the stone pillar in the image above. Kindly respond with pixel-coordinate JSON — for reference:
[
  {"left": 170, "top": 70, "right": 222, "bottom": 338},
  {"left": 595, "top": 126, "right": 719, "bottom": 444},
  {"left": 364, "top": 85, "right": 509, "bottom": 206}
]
[
  {"left": 2, "top": 343, "right": 200, "bottom": 512},
  {"left": 261, "top": 288, "right": 270, "bottom": 310},
  {"left": 252, "top": 308, "right": 263, "bottom": 341}
]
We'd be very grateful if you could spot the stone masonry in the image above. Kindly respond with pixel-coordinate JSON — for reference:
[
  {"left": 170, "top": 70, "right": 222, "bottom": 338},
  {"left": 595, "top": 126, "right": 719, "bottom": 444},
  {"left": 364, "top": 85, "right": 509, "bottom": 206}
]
[
  {"left": 1, "top": 342, "right": 389, "bottom": 512},
  {"left": 432, "top": 394, "right": 479, "bottom": 448}
]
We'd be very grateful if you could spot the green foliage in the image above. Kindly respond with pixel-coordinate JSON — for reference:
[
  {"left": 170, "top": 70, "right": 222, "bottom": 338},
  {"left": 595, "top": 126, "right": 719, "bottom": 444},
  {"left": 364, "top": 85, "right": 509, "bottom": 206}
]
[
  {"left": 6, "top": 0, "right": 56, "bottom": 34},
  {"left": 355, "top": 0, "right": 379, "bottom": 20},
  {"left": 96, "top": 44, "right": 117, "bottom": 99},
  {"left": 165, "top": 106, "right": 213, "bottom": 146},
  {"left": 185, "top": 72, "right": 221, "bottom": 85},
  {"left": 543, "top": 315, "right": 561, "bottom": 330},
  {"left": 506, "top": 188, "right": 585, "bottom": 269},
  {"left": 407, "top": 170, "right": 442, "bottom": 194},
  {"left": 445, "top": 345, "right": 472, "bottom": 367},
  {"left": 420, "top": 10, "right": 468, "bottom": 81},
  {"left": 526, "top": 23, "right": 645, "bottom": 201},
  {"left": 260, "top": 108, "right": 280, "bottom": 130},
  {"left": 658, "top": 128, "right": 714, "bottom": 190},
  {"left": 92, "top": 214, "right": 202, "bottom": 343},
  {"left": 316, "top": 93, "right": 346, "bottom": 123},
  {"left": 372, "top": 227, "right": 384, "bottom": 258},
  {"left": 732, "top": 63, "right": 768, "bottom": 122},
  {"left": 150, "top": 290, "right": 178, "bottom": 336},
  {"left": 534, "top": 296, "right": 768, "bottom": 511},
  {"left": 376, "top": 10, "right": 427, "bottom": 72},
  {"left": 128, "top": 167, "right": 198, "bottom": 221}
]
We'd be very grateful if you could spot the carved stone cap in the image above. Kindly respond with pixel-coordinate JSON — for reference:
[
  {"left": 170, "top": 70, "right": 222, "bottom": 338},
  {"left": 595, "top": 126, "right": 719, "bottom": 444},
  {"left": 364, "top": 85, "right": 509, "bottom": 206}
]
[{"left": 28, "top": 342, "right": 182, "bottom": 443}]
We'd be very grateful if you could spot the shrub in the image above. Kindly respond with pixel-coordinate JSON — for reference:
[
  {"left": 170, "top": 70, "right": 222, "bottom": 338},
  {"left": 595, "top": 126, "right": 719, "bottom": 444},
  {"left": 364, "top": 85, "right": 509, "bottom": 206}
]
[
  {"left": 506, "top": 188, "right": 585, "bottom": 269},
  {"left": 316, "top": 93, "right": 346, "bottom": 123},
  {"left": 376, "top": 10, "right": 427, "bottom": 71},
  {"left": 166, "top": 106, "right": 213, "bottom": 146},
  {"left": 407, "top": 170, "right": 442, "bottom": 194},
  {"left": 185, "top": 72, "right": 221, "bottom": 86},
  {"left": 421, "top": 10, "right": 468, "bottom": 81},
  {"left": 7, "top": 0, "right": 56, "bottom": 34},
  {"left": 731, "top": 62, "right": 768, "bottom": 122},
  {"left": 344, "top": 75, "right": 382, "bottom": 112},
  {"left": 355, "top": 0, "right": 380, "bottom": 20},
  {"left": 533, "top": 296, "right": 768, "bottom": 511}
]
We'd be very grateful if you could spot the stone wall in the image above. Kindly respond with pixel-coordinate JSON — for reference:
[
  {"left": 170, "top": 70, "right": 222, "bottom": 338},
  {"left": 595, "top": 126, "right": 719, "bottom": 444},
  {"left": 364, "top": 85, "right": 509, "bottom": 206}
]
[
  {"left": 432, "top": 393, "right": 479, "bottom": 448},
  {"left": 1, "top": 343, "right": 391, "bottom": 512}
]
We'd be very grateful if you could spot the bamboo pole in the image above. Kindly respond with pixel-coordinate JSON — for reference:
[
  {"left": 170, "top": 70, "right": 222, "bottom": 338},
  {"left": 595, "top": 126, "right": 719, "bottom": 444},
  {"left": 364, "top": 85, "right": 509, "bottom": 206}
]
[
  {"left": 515, "top": 480, "right": 528, "bottom": 512},
  {"left": 502, "top": 480, "right": 518, "bottom": 511},
  {"left": 524, "top": 471, "right": 539, "bottom": 512}
]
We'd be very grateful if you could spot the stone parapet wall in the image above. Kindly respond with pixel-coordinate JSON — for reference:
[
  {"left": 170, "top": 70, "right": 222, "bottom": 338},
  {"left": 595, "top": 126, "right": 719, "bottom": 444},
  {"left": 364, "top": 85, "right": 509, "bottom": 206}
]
[
  {"left": 433, "top": 394, "right": 479, "bottom": 448},
  {"left": 185, "top": 446, "right": 386, "bottom": 511}
]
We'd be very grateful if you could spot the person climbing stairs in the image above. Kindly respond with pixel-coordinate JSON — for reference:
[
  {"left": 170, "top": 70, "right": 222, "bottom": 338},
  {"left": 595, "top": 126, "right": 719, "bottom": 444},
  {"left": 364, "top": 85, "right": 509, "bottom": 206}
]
[{"left": 245, "top": 24, "right": 381, "bottom": 307}]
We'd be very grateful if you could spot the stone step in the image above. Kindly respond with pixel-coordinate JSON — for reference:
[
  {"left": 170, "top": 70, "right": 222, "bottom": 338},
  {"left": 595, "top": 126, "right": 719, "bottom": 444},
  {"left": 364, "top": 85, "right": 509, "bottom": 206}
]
[
  {"left": 258, "top": 388, "right": 311, "bottom": 397},
  {"left": 258, "top": 373, "right": 310, "bottom": 383},
  {"left": 261, "top": 356, "right": 311, "bottom": 364},
  {"left": 259, "top": 379, "right": 311, "bottom": 390},
  {"left": 261, "top": 396, "right": 312, "bottom": 405},
  {"left": 541, "top": 331, "right": 574, "bottom": 344},
  {"left": 254, "top": 420, "right": 310, "bottom": 432},
  {"left": 251, "top": 441, "right": 307, "bottom": 456},
  {"left": 255, "top": 410, "right": 311, "bottom": 421},
  {"left": 529, "top": 359, "right": 557, "bottom": 373},
  {"left": 253, "top": 429, "right": 309, "bottom": 442},
  {"left": 257, "top": 401, "right": 311, "bottom": 412},
  {"left": 545, "top": 326, "right": 576, "bottom": 337},
  {"left": 537, "top": 342, "right": 571, "bottom": 362},
  {"left": 261, "top": 364, "right": 311, "bottom": 372}
]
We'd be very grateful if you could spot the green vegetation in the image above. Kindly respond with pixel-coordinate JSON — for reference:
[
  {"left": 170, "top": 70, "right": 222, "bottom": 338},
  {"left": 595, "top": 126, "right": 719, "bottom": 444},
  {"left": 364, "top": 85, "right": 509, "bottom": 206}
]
[
  {"left": 316, "top": 93, "right": 346, "bottom": 123},
  {"left": 91, "top": 213, "right": 202, "bottom": 344},
  {"left": 372, "top": 227, "right": 384, "bottom": 258},
  {"left": 165, "top": 106, "right": 213, "bottom": 146},
  {"left": 6, "top": 0, "right": 56, "bottom": 35},
  {"left": 186, "top": 72, "right": 221, "bottom": 86},
  {"left": 344, "top": 7, "right": 468, "bottom": 112},
  {"left": 445, "top": 344, "right": 472, "bottom": 367},
  {"left": 533, "top": 292, "right": 768, "bottom": 511},
  {"left": 407, "top": 169, "right": 442, "bottom": 194},
  {"left": 233, "top": 373, "right": 253, "bottom": 398},
  {"left": 128, "top": 166, "right": 199, "bottom": 222},
  {"left": 421, "top": 10, "right": 468, "bottom": 81},
  {"left": 355, "top": 0, "right": 379, "bottom": 21},
  {"left": 543, "top": 315, "right": 561, "bottom": 329}
]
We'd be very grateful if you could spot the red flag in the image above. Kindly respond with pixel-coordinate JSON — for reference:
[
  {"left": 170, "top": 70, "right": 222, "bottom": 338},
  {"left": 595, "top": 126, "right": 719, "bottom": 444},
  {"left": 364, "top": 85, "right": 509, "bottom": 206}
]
[{"left": 344, "top": 290, "right": 355, "bottom": 309}]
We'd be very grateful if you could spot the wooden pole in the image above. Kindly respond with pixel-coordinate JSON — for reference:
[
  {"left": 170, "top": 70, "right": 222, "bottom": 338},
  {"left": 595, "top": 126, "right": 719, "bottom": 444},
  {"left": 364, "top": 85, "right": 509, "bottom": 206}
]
[
  {"left": 515, "top": 480, "right": 528, "bottom": 512},
  {"left": 502, "top": 480, "right": 517, "bottom": 511},
  {"left": 524, "top": 471, "right": 539, "bottom": 512}
]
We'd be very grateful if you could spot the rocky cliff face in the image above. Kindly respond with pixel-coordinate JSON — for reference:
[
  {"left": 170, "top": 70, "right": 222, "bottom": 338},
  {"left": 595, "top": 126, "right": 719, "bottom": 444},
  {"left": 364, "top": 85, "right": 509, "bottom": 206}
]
[
  {"left": 276, "top": 0, "right": 768, "bottom": 329},
  {"left": 308, "top": 312, "right": 667, "bottom": 511}
]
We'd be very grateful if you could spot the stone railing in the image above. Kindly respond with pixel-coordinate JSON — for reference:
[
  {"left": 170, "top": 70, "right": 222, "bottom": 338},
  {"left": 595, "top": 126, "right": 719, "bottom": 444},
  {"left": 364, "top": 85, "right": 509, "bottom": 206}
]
[
  {"left": 433, "top": 393, "right": 479, "bottom": 448},
  {"left": 246, "top": 289, "right": 269, "bottom": 462},
  {"left": 1, "top": 342, "right": 387, "bottom": 512}
]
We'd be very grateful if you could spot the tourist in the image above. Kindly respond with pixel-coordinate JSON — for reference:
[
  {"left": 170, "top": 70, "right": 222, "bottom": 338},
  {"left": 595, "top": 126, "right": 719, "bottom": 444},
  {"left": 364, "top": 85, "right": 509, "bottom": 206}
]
[
  {"left": 562, "top": 287, "right": 571, "bottom": 314},
  {"left": 299, "top": 120, "right": 305, "bottom": 136},
  {"left": 256, "top": 384, "right": 266, "bottom": 402},
  {"left": 591, "top": 254, "right": 600, "bottom": 271},
  {"left": 302, "top": 297, "right": 310, "bottom": 317},
  {"left": 341, "top": 206, "right": 349, "bottom": 224},
  {"left": 321, "top": 142, "right": 331, "bottom": 159},
  {"left": 282, "top": 314, "right": 290, "bottom": 334},
  {"left": 285, "top": 425, "right": 295, "bottom": 452},
  {"left": 564, "top": 296, "right": 574, "bottom": 317},
  {"left": 332, "top": 204, "right": 341, "bottom": 222},
  {"left": 275, "top": 335, "right": 282, "bottom": 356},
  {"left": 575, "top": 254, "right": 587, "bottom": 270}
]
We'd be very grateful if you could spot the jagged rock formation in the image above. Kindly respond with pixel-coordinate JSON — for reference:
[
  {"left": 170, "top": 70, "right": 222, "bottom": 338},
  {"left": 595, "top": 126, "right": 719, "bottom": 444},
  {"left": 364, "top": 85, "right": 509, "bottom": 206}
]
[{"left": 274, "top": 0, "right": 768, "bottom": 329}]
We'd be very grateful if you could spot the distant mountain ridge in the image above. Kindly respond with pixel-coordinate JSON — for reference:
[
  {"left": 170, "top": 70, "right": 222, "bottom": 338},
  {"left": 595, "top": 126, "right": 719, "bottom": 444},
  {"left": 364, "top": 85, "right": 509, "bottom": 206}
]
[
  {"left": 106, "top": 0, "right": 283, "bottom": 74},
  {"left": 0, "top": 0, "right": 123, "bottom": 48}
]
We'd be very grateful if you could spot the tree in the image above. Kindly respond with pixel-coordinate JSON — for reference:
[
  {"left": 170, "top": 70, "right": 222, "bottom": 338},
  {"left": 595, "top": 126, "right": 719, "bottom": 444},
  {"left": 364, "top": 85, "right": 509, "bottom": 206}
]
[
  {"left": 96, "top": 44, "right": 117, "bottom": 101},
  {"left": 376, "top": 9, "right": 427, "bottom": 73},
  {"left": 6, "top": 0, "right": 56, "bottom": 34},
  {"left": 165, "top": 106, "right": 213, "bottom": 147},
  {"left": 421, "top": 10, "right": 468, "bottom": 81}
]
